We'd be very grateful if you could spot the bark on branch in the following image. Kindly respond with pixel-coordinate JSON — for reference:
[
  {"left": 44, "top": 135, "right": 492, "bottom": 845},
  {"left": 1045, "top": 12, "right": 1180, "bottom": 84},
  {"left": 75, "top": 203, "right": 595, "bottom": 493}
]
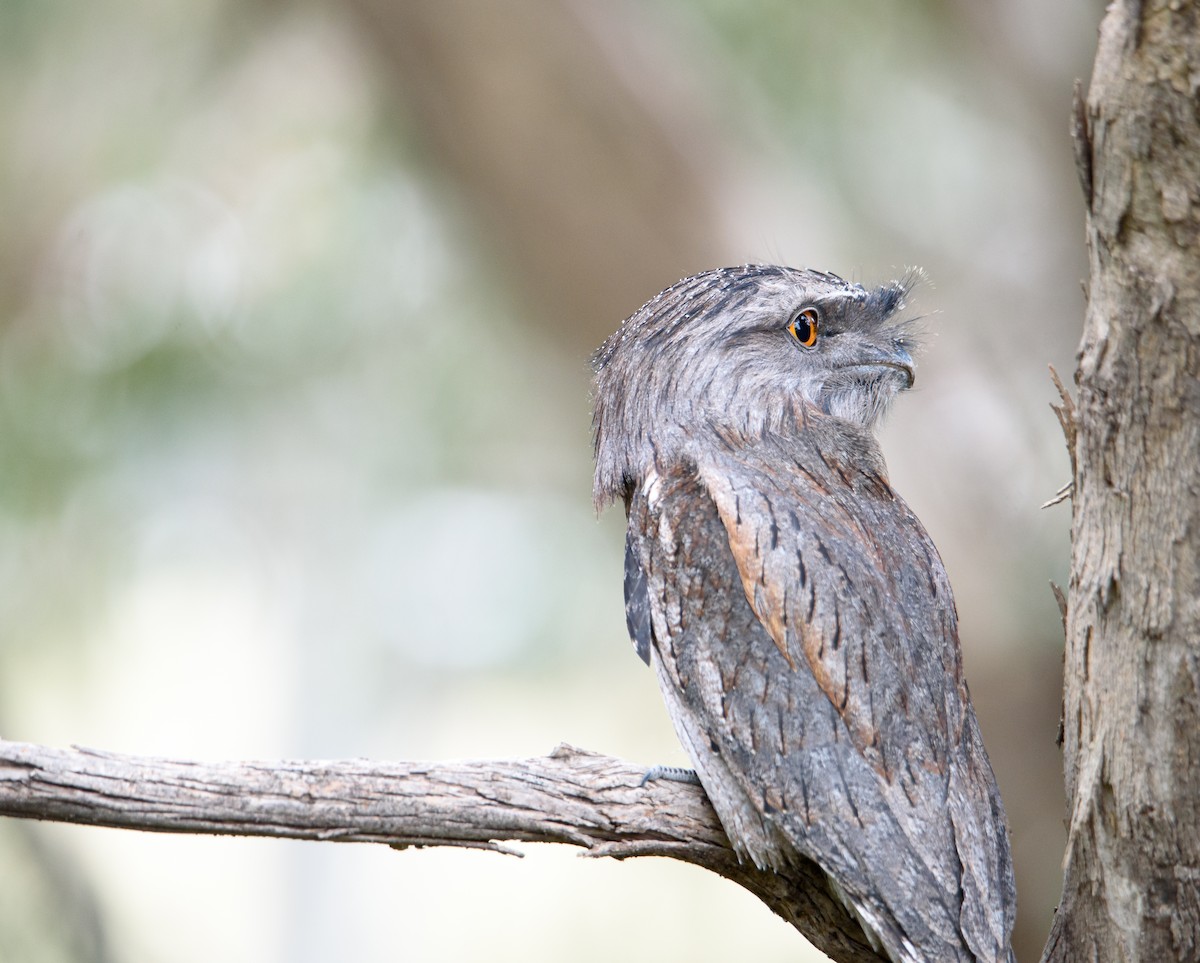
[{"left": 0, "top": 738, "right": 886, "bottom": 963}]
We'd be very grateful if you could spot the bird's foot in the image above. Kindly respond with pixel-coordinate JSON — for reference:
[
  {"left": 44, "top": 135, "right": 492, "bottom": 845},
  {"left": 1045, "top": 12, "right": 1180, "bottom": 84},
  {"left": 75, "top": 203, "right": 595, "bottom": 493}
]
[{"left": 638, "top": 765, "right": 701, "bottom": 787}]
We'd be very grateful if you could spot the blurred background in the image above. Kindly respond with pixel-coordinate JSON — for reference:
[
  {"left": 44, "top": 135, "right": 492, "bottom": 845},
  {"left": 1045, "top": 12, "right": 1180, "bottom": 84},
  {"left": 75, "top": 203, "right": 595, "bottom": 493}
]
[{"left": 0, "top": 1, "right": 1099, "bottom": 960}]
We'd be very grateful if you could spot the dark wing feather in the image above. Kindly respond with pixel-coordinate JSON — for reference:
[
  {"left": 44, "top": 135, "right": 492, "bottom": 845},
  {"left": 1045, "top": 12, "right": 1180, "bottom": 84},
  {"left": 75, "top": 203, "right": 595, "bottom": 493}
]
[
  {"left": 623, "top": 529, "right": 653, "bottom": 665},
  {"left": 628, "top": 434, "right": 1015, "bottom": 963}
]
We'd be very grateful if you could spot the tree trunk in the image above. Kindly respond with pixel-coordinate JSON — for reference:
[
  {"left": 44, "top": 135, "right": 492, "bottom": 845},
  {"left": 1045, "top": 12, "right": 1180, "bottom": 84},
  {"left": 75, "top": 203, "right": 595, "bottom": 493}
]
[
  {"left": 336, "top": 0, "right": 728, "bottom": 357},
  {"left": 1046, "top": 2, "right": 1200, "bottom": 960}
]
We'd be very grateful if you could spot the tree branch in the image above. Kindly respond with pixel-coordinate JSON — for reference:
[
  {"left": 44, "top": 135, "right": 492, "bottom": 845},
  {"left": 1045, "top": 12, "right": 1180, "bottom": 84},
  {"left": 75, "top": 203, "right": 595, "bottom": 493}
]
[{"left": 0, "top": 738, "right": 886, "bottom": 963}]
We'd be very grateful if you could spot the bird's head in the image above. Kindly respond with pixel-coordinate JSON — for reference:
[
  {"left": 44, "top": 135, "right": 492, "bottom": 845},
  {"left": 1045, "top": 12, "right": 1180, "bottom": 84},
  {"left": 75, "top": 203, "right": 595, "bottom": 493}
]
[{"left": 591, "top": 264, "right": 920, "bottom": 506}]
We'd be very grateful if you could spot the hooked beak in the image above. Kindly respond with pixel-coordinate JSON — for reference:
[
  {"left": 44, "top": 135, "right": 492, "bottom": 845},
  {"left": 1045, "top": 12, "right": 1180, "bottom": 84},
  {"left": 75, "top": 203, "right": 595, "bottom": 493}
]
[{"left": 838, "top": 342, "right": 915, "bottom": 389}]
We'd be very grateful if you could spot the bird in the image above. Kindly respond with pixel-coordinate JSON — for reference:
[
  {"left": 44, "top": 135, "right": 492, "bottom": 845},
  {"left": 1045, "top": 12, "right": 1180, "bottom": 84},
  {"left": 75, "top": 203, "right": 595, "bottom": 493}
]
[{"left": 591, "top": 265, "right": 1016, "bottom": 963}]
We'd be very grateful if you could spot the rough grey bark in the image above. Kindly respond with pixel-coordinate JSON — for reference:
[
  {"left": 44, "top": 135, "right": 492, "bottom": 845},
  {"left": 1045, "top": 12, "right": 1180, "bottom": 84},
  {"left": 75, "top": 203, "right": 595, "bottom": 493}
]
[
  {"left": 0, "top": 739, "right": 887, "bottom": 963},
  {"left": 1045, "top": 1, "right": 1200, "bottom": 960}
]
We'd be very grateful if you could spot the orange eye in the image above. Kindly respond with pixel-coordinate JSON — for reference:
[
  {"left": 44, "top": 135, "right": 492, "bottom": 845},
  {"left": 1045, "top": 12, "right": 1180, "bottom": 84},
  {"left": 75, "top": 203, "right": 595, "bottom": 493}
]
[{"left": 787, "top": 308, "right": 820, "bottom": 349}]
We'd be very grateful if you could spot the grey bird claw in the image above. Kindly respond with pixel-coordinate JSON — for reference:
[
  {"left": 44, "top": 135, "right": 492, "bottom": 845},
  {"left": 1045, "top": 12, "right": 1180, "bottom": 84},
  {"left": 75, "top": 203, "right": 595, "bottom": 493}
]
[{"left": 639, "top": 765, "right": 701, "bottom": 787}]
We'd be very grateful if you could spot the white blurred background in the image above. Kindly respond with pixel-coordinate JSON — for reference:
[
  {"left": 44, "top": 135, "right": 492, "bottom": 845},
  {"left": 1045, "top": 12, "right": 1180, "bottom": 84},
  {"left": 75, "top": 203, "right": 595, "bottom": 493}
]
[{"left": 0, "top": 1, "right": 1099, "bottom": 960}]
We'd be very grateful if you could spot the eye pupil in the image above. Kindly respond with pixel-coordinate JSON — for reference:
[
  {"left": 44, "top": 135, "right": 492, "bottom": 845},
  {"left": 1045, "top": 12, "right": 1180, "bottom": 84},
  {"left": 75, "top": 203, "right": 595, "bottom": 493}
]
[{"left": 788, "top": 308, "right": 820, "bottom": 348}]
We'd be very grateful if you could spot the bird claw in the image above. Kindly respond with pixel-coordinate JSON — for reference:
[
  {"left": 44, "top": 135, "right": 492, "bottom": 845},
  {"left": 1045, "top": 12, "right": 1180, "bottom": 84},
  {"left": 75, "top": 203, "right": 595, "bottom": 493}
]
[{"left": 638, "top": 765, "right": 701, "bottom": 788}]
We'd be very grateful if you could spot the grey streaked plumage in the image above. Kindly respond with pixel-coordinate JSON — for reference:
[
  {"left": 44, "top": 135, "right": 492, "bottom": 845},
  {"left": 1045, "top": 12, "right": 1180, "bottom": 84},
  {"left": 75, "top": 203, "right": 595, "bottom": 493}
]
[{"left": 591, "top": 265, "right": 1016, "bottom": 963}]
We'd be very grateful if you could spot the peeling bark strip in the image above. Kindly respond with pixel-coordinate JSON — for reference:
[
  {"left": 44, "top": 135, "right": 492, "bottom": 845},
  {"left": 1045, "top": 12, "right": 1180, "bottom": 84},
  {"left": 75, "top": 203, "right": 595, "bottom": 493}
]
[
  {"left": 0, "top": 739, "right": 887, "bottom": 963},
  {"left": 1048, "top": 1, "right": 1200, "bottom": 961}
]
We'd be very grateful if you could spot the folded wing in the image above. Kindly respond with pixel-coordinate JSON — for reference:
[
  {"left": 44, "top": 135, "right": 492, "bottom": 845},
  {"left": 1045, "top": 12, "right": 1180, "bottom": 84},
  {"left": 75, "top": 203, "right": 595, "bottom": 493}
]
[{"left": 628, "top": 433, "right": 1015, "bottom": 962}]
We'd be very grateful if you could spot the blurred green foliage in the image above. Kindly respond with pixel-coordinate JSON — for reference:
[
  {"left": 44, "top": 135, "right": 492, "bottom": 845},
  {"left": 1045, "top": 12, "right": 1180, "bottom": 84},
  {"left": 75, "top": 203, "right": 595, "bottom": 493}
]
[{"left": 0, "top": 1, "right": 1095, "bottom": 961}]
